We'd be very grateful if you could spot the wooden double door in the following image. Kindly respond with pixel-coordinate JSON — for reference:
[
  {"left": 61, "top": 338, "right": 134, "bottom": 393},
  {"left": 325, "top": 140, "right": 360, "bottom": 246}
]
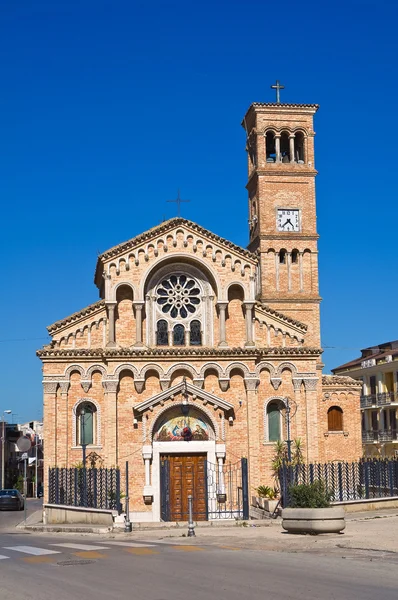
[{"left": 160, "top": 454, "right": 207, "bottom": 521}]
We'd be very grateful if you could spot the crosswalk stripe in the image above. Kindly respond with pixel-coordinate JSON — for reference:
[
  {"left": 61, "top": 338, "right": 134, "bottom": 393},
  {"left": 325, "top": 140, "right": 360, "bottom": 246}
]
[
  {"left": 0, "top": 555, "right": 10, "bottom": 560},
  {"left": 50, "top": 543, "right": 110, "bottom": 551},
  {"left": 3, "top": 546, "right": 61, "bottom": 556},
  {"left": 97, "top": 542, "right": 155, "bottom": 547}
]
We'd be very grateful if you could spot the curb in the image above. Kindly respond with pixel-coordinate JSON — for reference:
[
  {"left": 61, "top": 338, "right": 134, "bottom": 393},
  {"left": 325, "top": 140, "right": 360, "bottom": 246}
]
[{"left": 16, "top": 524, "right": 113, "bottom": 534}]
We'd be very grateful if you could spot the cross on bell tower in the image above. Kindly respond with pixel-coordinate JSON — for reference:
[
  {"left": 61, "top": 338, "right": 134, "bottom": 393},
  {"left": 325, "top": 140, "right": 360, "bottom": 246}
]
[{"left": 270, "top": 80, "right": 285, "bottom": 104}]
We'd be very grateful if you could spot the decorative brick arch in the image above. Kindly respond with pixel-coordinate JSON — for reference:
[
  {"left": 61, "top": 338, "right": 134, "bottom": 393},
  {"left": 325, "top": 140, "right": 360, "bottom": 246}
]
[
  {"left": 255, "top": 361, "right": 277, "bottom": 378},
  {"left": 64, "top": 364, "right": 85, "bottom": 380},
  {"left": 139, "top": 363, "right": 164, "bottom": 379},
  {"left": 110, "top": 280, "right": 138, "bottom": 302},
  {"left": 224, "top": 362, "right": 252, "bottom": 378},
  {"left": 200, "top": 362, "right": 226, "bottom": 379},
  {"left": 86, "top": 364, "right": 107, "bottom": 379},
  {"left": 165, "top": 363, "right": 200, "bottom": 381},
  {"left": 276, "top": 362, "right": 298, "bottom": 377},
  {"left": 111, "top": 363, "right": 140, "bottom": 379}
]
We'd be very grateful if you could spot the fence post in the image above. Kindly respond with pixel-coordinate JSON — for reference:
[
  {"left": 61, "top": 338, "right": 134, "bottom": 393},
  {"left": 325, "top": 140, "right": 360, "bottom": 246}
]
[
  {"left": 116, "top": 468, "right": 121, "bottom": 514},
  {"left": 364, "top": 461, "right": 370, "bottom": 499},
  {"left": 241, "top": 458, "right": 249, "bottom": 520},
  {"left": 55, "top": 468, "right": 59, "bottom": 504},
  {"left": 337, "top": 462, "right": 343, "bottom": 502}
]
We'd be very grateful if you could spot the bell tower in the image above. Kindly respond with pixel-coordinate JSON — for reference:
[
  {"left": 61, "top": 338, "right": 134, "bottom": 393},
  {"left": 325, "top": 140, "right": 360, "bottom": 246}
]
[{"left": 242, "top": 85, "right": 321, "bottom": 346}]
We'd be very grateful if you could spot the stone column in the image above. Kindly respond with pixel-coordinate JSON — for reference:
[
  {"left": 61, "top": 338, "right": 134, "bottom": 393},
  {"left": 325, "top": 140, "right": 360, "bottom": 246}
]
[
  {"left": 299, "top": 252, "right": 304, "bottom": 291},
  {"left": 217, "top": 301, "right": 228, "bottom": 347},
  {"left": 289, "top": 134, "right": 295, "bottom": 162},
  {"left": 275, "top": 134, "right": 281, "bottom": 163},
  {"left": 286, "top": 251, "right": 291, "bottom": 292},
  {"left": 43, "top": 381, "right": 58, "bottom": 503},
  {"left": 106, "top": 302, "right": 117, "bottom": 347},
  {"left": 244, "top": 376, "right": 260, "bottom": 493},
  {"left": 275, "top": 252, "right": 279, "bottom": 291},
  {"left": 243, "top": 302, "right": 255, "bottom": 347},
  {"left": 142, "top": 446, "right": 153, "bottom": 498},
  {"left": 303, "top": 378, "right": 319, "bottom": 463},
  {"left": 103, "top": 379, "right": 119, "bottom": 466},
  {"left": 216, "top": 446, "right": 226, "bottom": 494},
  {"left": 133, "top": 301, "right": 145, "bottom": 347},
  {"left": 59, "top": 381, "right": 70, "bottom": 467}
]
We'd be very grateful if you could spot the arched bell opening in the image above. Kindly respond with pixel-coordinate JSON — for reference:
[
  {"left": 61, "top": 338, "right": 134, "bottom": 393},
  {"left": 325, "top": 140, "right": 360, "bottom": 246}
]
[
  {"left": 265, "top": 131, "right": 276, "bottom": 162},
  {"left": 294, "top": 131, "right": 306, "bottom": 163},
  {"left": 280, "top": 131, "right": 290, "bottom": 163}
]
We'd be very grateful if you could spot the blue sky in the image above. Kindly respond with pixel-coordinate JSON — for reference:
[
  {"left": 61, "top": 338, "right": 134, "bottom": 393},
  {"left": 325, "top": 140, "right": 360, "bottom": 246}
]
[{"left": 0, "top": 0, "right": 396, "bottom": 422}]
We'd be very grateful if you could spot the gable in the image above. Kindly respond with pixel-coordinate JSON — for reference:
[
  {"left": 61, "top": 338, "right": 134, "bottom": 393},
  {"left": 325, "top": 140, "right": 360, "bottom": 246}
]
[{"left": 94, "top": 218, "right": 257, "bottom": 289}]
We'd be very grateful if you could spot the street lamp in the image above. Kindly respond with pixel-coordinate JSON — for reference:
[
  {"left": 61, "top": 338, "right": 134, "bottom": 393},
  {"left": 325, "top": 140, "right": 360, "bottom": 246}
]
[
  {"left": 282, "top": 398, "right": 297, "bottom": 463},
  {"left": 1, "top": 410, "right": 12, "bottom": 489},
  {"left": 80, "top": 407, "right": 87, "bottom": 468}
]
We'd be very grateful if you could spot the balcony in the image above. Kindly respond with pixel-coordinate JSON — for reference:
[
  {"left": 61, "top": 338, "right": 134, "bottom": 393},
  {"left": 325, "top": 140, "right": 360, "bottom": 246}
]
[
  {"left": 376, "top": 392, "right": 397, "bottom": 406},
  {"left": 360, "top": 395, "right": 376, "bottom": 408},
  {"left": 362, "top": 429, "right": 398, "bottom": 443}
]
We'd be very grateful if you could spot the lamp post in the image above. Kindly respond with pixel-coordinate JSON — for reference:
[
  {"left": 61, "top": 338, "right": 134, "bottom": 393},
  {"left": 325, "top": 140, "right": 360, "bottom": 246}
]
[
  {"left": 34, "top": 423, "right": 43, "bottom": 498},
  {"left": 80, "top": 407, "right": 87, "bottom": 468},
  {"left": 1, "top": 410, "right": 12, "bottom": 489},
  {"left": 282, "top": 397, "right": 297, "bottom": 464}
]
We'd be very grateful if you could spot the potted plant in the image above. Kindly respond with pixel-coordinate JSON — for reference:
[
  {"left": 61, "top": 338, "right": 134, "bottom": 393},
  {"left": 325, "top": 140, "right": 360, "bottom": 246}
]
[
  {"left": 282, "top": 480, "right": 345, "bottom": 534},
  {"left": 255, "top": 485, "right": 279, "bottom": 513}
]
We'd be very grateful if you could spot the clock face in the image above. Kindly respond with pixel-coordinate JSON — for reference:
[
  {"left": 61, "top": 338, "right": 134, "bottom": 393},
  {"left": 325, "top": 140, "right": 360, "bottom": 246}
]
[{"left": 276, "top": 209, "right": 300, "bottom": 232}]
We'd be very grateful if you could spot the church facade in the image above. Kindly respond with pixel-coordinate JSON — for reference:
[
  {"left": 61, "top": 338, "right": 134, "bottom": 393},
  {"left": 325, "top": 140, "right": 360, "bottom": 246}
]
[{"left": 38, "top": 99, "right": 362, "bottom": 522}]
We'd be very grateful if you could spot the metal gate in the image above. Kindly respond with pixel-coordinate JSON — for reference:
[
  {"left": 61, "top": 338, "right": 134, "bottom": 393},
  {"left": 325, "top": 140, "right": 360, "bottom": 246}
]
[{"left": 160, "top": 456, "right": 248, "bottom": 521}]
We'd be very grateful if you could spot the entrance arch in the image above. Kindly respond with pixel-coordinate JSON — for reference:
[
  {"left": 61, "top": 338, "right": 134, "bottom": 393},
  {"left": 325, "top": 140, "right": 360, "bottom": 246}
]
[{"left": 151, "top": 405, "right": 217, "bottom": 522}]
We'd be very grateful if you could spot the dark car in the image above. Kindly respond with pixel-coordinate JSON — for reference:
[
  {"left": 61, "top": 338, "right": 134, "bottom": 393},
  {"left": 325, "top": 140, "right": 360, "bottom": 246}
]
[{"left": 0, "top": 489, "right": 24, "bottom": 511}]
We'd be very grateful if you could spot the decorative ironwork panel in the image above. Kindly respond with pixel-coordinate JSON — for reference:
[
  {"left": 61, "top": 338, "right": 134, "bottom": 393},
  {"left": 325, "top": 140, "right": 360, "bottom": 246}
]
[
  {"left": 48, "top": 467, "right": 121, "bottom": 512},
  {"left": 279, "top": 458, "right": 398, "bottom": 507}
]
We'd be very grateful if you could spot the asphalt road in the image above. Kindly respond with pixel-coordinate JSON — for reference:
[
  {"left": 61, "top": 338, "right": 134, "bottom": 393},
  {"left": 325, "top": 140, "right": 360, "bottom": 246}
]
[
  {"left": 0, "top": 531, "right": 397, "bottom": 600},
  {"left": 0, "top": 499, "right": 42, "bottom": 531}
]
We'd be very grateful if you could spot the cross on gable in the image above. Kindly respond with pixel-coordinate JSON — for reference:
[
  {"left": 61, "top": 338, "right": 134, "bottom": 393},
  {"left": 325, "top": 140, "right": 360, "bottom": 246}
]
[{"left": 167, "top": 189, "right": 190, "bottom": 216}]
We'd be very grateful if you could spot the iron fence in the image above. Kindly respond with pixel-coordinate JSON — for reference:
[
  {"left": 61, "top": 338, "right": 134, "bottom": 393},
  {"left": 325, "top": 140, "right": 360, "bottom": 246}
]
[
  {"left": 279, "top": 458, "right": 398, "bottom": 507},
  {"left": 48, "top": 467, "right": 121, "bottom": 512}
]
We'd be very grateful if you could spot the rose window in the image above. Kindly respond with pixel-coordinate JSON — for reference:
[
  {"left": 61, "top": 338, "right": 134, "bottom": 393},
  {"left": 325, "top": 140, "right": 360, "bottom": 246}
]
[{"left": 156, "top": 275, "right": 201, "bottom": 319}]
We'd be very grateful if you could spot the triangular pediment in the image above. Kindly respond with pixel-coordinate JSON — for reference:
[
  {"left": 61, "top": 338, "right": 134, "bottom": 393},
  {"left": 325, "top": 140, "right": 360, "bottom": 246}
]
[
  {"left": 133, "top": 381, "right": 234, "bottom": 414},
  {"left": 94, "top": 217, "right": 257, "bottom": 286}
]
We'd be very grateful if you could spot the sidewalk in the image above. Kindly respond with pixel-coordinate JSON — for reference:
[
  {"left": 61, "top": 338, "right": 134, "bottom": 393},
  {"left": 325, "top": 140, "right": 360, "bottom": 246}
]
[{"left": 17, "top": 507, "right": 398, "bottom": 558}]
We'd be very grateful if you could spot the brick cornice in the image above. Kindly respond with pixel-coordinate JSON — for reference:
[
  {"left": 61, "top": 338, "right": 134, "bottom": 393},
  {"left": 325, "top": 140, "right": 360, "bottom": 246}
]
[
  {"left": 47, "top": 300, "right": 106, "bottom": 334},
  {"left": 37, "top": 346, "right": 322, "bottom": 360}
]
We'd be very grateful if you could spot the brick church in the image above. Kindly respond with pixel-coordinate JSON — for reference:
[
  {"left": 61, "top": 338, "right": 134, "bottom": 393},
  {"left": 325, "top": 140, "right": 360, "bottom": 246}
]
[{"left": 38, "top": 96, "right": 362, "bottom": 522}]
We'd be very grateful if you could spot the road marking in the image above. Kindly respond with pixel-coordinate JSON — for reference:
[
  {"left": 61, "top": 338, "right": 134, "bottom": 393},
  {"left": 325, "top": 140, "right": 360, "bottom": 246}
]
[
  {"left": 0, "top": 555, "right": 9, "bottom": 560},
  {"left": 51, "top": 543, "right": 110, "bottom": 551},
  {"left": 3, "top": 546, "right": 61, "bottom": 556},
  {"left": 72, "top": 551, "right": 107, "bottom": 559},
  {"left": 22, "top": 556, "right": 58, "bottom": 564},
  {"left": 97, "top": 542, "right": 156, "bottom": 547},
  {"left": 172, "top": 545, "right": 205, "bottom": 552},
  {"left": 125, "top": 548, "right": 159, "bottom": 555}
]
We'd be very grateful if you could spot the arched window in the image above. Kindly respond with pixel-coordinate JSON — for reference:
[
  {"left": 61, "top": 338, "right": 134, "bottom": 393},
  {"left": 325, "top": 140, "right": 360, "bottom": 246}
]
[
  {"left": 291, "top": 249, "right": 299, "bottom": 264},
  {"left": 328, "top": 406, "right": 343, "bottom": 431},
  {"left": 76, "top": 402, "right": 97, "bottom": 446},
  {"left": 279, "top": 249, "right": 287, "bottom": 264},
  {"left": 173, "top": 324, "right": 185, "bottom": 346},
  {"left": 267, "top": 402, "right": 282, "bottom": 442},
  {"left": 189, "top": 320, "right": 202, "bottom": 346},
  {"left": 156, "top": 320, "right": 168, "bottom": 346}
]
